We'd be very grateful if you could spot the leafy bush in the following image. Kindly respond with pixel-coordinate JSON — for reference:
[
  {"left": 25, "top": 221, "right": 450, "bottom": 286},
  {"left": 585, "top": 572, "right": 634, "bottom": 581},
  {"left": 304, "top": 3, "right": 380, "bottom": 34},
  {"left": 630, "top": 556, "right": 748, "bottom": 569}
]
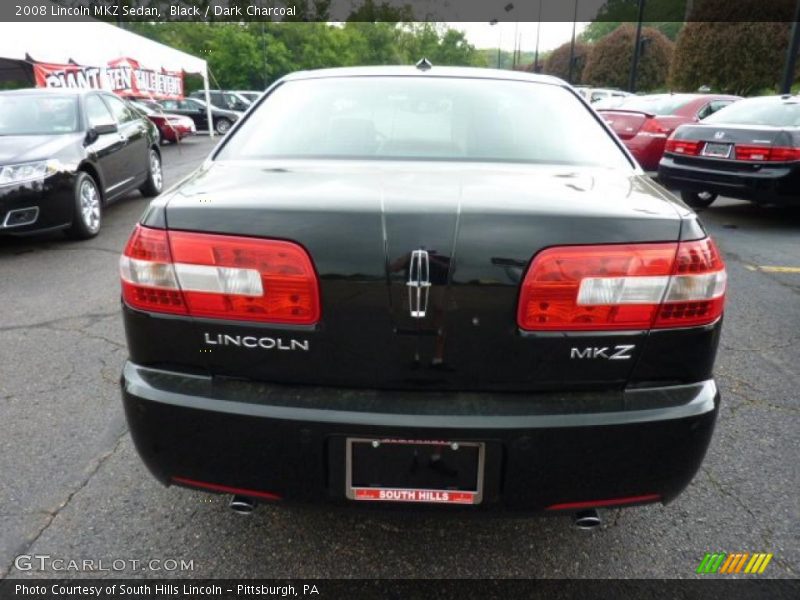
[
  {"left": 669, "top": 21, "right": 795, "bottom": 95},
  {"left": 542, "top": 41, "right": 590, "bottom": 84},
  {"left": 582, "top": 24, "right": 674, "bottom": 91}
]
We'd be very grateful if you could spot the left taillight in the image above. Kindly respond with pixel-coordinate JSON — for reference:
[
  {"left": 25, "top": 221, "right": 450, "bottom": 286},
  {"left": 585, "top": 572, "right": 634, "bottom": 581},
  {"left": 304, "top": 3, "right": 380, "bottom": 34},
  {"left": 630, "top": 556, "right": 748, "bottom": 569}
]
[
  {"left": 516, "top": 238, "right": 726, "bottom": 331},
  {"left": 120, "top": 225, "right": 320, "bottom": 324},
  {"left": 664, "top": 136, "right": 701, "bottom": 156},
  {"left": 641, "top": 118, "right": 673, "bottom": 137}
]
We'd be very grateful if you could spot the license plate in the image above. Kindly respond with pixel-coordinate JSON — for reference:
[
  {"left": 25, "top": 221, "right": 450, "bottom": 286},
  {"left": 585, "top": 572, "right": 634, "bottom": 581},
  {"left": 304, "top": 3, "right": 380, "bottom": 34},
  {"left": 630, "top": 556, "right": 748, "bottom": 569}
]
[
  {"left": 345, "top": 438, "right": 485, "bottom": 505},
  {"left": 702, "top": 142, "right": 732, "bottom": 158}
]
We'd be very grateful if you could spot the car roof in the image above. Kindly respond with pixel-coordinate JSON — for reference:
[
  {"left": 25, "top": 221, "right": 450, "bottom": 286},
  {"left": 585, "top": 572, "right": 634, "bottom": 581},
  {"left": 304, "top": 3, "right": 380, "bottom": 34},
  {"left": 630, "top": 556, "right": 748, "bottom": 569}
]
[
  {"left": 739, "top": 94, "right": 800, "bottom": 104},
  {"left": 281, "top": 65, "right": 565, "bottom": 86},
  {"left": 0, "top": 87, "right": 103, "bottom": 97}
]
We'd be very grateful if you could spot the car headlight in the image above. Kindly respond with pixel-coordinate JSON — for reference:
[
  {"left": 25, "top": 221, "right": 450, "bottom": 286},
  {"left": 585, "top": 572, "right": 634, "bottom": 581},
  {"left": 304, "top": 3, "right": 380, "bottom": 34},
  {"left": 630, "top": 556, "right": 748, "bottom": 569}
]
[{"left": 0, "top": 160, "right": 63, "bottom": 186}]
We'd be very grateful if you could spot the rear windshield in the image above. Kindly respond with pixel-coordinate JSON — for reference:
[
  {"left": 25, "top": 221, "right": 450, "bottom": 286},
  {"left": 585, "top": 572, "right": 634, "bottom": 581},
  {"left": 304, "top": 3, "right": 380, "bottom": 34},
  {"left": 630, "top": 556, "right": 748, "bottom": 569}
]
[
  {"left": 0, "top": 95, "right": 79, "bottom": 135},
  {"left": 216, "top": 77, "right": 632, "bottom": 168},
  {"left": 612, "top": 95, "right": 694, "bottom": 115},
  {"left": 704, "top": 98, "right": 800, "bottom": 127},
  {"left": 130, "top": 101, "right": 154, "bottom": 115}
]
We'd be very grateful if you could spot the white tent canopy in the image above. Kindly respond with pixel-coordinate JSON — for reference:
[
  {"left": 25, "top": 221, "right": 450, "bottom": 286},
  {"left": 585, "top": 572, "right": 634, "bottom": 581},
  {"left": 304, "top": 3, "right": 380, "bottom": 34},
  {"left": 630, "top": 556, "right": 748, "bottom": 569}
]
[
  {"left": 0, "top": 21, "right": 206, "bottom": 74},
  {"left": 0, "top": 20, "right": 214, "bottom": 136}
]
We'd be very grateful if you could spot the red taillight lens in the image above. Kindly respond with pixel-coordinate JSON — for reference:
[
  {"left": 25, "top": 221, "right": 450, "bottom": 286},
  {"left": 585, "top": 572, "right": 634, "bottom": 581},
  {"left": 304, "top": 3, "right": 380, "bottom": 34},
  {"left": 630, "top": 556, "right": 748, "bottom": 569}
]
[
  {"left": 120, "top": 225, "right": 320, "bottom": 325},
  {"left": 654, "top": 238, "right": 726, "bottom": 328},
  {"left": 735, "top": 144, "right": 771, "bottom": 161},
  {"left": 735, "top": 145, "right": 800, "bottom": 162},
  {"left": 665, "top": 138, "right": 701, "bottom": 155},
  {"left": 767, "top": 146, "right": 800, "bottom": 161},
  {"left": 641, "top": 118, "right": 672, "bottom": 136},
  {"left": 517, "top": 239, "right": 726, "bottom": 331},
  {"left": 120, "top": 226, "right": 187, "bottom": 315}
]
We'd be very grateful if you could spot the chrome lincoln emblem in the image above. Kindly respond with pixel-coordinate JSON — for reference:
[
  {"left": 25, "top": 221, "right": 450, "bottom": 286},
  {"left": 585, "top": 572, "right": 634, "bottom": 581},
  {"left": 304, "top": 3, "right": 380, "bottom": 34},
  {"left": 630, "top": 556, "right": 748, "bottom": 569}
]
[
  {"left": 407, "top": 249, "right": 431, "bottom": 318},
  {"left": 714, "top": 131, "right": 725, "bottom": 139}
]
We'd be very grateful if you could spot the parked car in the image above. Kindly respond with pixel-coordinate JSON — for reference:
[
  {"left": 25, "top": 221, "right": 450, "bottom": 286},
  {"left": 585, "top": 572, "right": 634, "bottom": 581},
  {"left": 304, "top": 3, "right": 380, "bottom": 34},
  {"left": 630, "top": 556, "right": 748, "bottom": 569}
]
[
  {"left": 0, "top": 88, "right": 162, "bottom": 239},
  {"left": 592, "top": 94, "right": 634, "bottom": 110},
  {"left": 659, "top": 95, "right": 800, "bottom": 207},
  {"left": 573, "top": 85, "right": 591, "bottom": 100},
  {"left": 158, "top": 97, "right": 240, "bottom": 135},
  {"left": 128, "top": 100, "right": 196, "bottom": 144},
  {"left": 598, "top": 93, "right": 740, "bottom": 171},
  {"left": 120, "top": 66, "right": 726, "bottom": 518},
  {"left": 232, "top": 90, "right": 261, "bottom": 103},
  {"left": 587, "top": 88, "right": 632, "bottom": 105},
  {"left": 188, "top": 90, "right": 250, "bottom": 112}
]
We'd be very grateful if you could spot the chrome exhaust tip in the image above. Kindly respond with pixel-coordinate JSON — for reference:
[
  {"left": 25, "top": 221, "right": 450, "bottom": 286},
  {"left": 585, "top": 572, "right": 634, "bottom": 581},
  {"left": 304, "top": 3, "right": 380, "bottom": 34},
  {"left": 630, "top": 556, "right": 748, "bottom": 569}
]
[
  {"left": 573, "top": 509, "right": 602, "bottom": 530},
  {"left": 229, "top": 495, "right": 257, "bottom": 514}
]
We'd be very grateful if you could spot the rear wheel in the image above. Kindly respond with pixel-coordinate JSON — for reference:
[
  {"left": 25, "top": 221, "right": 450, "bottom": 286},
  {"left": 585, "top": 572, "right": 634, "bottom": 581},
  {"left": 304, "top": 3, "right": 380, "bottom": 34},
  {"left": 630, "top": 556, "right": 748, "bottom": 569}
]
[
  {"left": 65, "top": 172, "right": 102, "bottom": 240},
  {"left": 139, "top": 148, "right": 163, "bottom": 197},
  {"left": 681, "top": 190, "right": 717, "bottom": 208},
  {"left": 215, "top": 118, "right": 232, "bottom": 135}
]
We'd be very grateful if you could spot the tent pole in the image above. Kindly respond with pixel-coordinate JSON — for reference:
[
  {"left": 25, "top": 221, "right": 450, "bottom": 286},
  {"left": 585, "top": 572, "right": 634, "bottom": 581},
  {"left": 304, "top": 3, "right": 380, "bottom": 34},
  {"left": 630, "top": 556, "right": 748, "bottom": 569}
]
[{"left": 203, "top": 68, "right": 214, "bottom": 139}]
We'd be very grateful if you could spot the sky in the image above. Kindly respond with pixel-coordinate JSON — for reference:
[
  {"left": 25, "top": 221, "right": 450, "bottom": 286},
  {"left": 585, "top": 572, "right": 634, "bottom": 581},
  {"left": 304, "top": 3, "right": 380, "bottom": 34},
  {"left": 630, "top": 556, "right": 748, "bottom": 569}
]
[{"left": 451, "top": 22, "right": 590, "bottom": 54}]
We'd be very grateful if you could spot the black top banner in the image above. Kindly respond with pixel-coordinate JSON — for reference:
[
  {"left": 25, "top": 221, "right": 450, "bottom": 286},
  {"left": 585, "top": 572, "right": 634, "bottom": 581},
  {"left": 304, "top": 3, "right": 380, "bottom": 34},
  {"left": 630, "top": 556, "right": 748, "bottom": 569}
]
[{"left": 1, "top": 0, "right": 799, "bottom": 23}]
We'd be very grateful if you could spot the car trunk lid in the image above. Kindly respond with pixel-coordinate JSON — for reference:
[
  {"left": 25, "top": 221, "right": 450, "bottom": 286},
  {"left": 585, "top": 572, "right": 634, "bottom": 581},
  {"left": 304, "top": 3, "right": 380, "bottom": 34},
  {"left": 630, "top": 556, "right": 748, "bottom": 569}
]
[
  {"left": 598, "top": 110, "right": 652, "bottom": 140},
  {"left": 152, "top": 160, "right": 684, "bottom": 392}
]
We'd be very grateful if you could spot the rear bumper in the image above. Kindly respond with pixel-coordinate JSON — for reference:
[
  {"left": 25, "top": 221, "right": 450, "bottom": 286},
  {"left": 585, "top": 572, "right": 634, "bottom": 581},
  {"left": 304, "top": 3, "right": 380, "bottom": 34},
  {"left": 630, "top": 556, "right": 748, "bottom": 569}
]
[
  {"left": 121, "top": 361, "right": 719, "bottom": 513},
  {"left": 624, "top": 134, "right": 667, "bottom": 171},
  {"left": 659, "top": 156, "right": 800, "bottom": 205}
]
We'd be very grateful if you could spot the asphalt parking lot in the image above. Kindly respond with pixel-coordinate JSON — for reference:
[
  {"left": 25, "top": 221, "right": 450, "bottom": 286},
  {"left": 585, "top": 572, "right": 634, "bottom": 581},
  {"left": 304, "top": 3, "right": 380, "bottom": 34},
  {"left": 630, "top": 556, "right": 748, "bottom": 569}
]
[{"left": 0, "top": 136, "right": 797, "bottom": 580}]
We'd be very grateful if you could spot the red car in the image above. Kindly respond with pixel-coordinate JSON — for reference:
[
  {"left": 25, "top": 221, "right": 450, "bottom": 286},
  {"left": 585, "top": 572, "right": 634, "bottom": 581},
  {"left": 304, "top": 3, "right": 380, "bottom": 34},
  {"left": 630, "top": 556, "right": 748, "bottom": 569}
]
[
  {"left": 597, "top": 94, "right": 740, "bottom": 171},
  {"left": 128, "top": 99, "right": 196, "bottom": 144}
]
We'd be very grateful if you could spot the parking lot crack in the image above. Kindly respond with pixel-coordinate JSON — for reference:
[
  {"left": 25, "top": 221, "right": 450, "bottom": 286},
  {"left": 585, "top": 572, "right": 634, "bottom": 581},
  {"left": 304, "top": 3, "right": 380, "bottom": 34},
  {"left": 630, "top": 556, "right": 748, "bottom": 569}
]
[
  {"left": 0, "top": 425, "right": 128, "bottom": 578},
  {"left": 701, "top": 466, "right": 757, "bottom": 520},
  {"left": 0, "top": 311, "right": 120, "bottom": 334}
]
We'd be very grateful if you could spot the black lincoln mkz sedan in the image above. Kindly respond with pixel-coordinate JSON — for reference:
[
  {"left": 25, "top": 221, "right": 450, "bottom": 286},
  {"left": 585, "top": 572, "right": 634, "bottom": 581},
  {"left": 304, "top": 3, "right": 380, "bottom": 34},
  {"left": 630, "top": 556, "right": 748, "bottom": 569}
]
[
  {"left": 0, "top": 88, "right": 162, "bottom": 239},
  {"left": 121, "top": 66, "right": 726, "bottom": 522}
]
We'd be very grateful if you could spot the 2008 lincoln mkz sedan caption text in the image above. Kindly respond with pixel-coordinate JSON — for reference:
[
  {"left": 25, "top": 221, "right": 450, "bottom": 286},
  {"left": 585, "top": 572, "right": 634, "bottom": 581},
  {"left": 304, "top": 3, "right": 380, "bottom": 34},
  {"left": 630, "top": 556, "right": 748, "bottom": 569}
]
[{"left": 119, "top": 66, "right": 726, "bottom": 518}]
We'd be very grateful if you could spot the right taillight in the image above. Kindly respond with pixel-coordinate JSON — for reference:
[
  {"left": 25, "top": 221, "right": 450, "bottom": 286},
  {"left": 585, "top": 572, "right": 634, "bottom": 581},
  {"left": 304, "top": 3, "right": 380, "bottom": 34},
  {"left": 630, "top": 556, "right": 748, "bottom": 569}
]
[
  {"left": 120, "top": 225, "right": 320, "bottom": 324},
  {"left": 517, "top": 238, "right": 726, "bottom": 331},
  {"left": 735, "top": 145, "right": 800, "bottom": 162}
]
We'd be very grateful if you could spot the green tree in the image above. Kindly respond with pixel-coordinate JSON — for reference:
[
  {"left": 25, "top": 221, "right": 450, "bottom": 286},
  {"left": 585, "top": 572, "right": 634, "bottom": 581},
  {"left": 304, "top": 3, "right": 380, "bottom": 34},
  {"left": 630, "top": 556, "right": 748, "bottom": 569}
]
[{"left": 583, "top": 24, "right": 674, "bottom": 90}]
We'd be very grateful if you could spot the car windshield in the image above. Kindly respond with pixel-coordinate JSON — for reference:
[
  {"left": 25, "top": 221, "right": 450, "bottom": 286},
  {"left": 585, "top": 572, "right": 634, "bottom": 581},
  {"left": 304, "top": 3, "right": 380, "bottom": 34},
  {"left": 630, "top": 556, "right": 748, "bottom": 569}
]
[
  {"left": 704, "top": 98, "right": 800, "bottom": 127},
  {"left": 0, "top": 94, "right": 79, "bottom": 135},
  {"left": 217, "top": 77, "right": 632, "bottom": 168},
  {"left": 612, "top": 95, "right": 694, "bottom": 115}
]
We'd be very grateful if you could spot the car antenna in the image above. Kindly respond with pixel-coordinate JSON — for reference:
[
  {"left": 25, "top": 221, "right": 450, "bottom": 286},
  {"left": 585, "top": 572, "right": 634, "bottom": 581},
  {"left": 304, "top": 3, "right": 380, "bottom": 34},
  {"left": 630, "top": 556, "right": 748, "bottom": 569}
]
[{"left": 415, "top": 58, "right": 433, "bottom": 71}]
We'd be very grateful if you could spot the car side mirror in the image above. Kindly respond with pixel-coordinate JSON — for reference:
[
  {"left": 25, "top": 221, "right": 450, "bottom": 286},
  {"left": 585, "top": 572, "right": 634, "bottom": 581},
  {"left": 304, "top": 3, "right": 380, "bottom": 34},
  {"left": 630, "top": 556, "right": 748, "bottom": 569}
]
[{"left": 94, "top": 123, "right": 118, "bottom": 135}]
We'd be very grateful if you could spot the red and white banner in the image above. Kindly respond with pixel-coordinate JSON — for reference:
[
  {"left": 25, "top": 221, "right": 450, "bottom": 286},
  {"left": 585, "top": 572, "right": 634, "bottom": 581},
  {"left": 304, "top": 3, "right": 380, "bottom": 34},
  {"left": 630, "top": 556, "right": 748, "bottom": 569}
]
[{"left": 33, "top": 57, "right": 183, "bottom": 99}]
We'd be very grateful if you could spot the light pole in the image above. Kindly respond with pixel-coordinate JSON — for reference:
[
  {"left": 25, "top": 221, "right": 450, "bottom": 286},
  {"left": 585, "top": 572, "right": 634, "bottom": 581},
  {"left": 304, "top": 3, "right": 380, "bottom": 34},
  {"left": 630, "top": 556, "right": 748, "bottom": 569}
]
[
  {"left": 489, "top": 20, "right": 501, "bottom": 68},
  {"left": 490, "top": 4, "right": 515, "bottom": 70},
  {"left": 780, "top": 0, "right": 800, "bottom": 94},
  {"left": 568, "top": 0, "right": 579, "bottom": 83},
  {"left": 533, "top": 0, "right": 543, "bottom": 72},
  {"left": 629, "top": 0, "right": 646, "bottom": 93}
]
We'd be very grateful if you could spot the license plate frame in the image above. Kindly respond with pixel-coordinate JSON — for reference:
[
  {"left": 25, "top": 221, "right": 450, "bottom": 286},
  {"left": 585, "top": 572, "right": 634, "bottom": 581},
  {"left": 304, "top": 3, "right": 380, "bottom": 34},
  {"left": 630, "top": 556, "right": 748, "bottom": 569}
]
[
  {"left": 702, "top": 142, "right": 733, "bottom": 158},
  {"left": 345, "top": 438, "right": 485, "bottom": 505}
]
